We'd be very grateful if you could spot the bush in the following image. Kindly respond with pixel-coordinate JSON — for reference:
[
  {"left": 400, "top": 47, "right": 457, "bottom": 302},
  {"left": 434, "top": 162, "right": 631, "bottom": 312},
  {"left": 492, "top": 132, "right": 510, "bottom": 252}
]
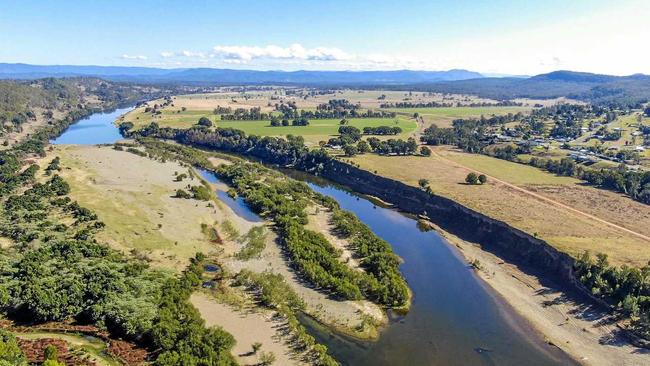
[
  {"left": 478, "top": 174, "right": 487, "bottom": 184},
  {"left": 465, "top": 172, "right": 479, "bottom": 185},
  {"left": 0, "top": 330, "right": 26, "bottom": 365},
  {"left": 197, "top": 117, "right": 212, "bottom": 127}
]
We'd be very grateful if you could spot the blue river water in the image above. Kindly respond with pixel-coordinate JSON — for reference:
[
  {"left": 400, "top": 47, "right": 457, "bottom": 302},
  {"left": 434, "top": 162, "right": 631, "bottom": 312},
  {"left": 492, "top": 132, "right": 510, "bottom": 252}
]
[
  {"left": 51, "top": 109, "right": 574, "bottom": 365},
  {"left": 50, "top": 107, "right": 132, "bottom": 145}
]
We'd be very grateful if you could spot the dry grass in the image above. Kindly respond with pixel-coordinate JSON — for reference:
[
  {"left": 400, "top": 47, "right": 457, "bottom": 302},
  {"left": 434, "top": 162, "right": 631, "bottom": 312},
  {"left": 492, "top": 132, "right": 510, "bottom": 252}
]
[
  {"left": 350, "top": 146, "right": 650, "bottom": 266},
  {"left": 54, "top": 144, "right": 253, "bottom": 271}
]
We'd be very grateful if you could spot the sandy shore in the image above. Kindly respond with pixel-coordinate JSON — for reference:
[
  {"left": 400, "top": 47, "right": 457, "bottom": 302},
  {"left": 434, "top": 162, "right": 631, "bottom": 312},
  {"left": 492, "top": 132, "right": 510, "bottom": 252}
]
[
  {"left": 426, "top": 222, "right": 650, "bottom": 366},
  {"left": 191, "top": 293, "right": 308, "bottom": 366}
]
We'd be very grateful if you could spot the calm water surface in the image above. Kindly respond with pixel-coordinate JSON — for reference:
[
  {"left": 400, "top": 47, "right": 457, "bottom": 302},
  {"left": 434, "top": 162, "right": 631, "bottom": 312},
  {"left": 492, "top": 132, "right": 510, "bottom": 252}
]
[
  {"left": 50, "top": 107, "right": 131, "bottom": 145},
  {"left": 54, "top": 110, "right": 574, "bottom": 365}
]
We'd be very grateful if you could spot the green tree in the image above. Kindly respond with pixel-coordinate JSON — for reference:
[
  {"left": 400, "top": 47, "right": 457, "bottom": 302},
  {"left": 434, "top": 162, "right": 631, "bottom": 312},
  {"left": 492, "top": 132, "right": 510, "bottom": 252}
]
[
  {"left": 418, "top": 178, "right": 429, "bottom": 189},
  {"left": 343, "top": 144, "right": 358, "bottom": 157},
  {"left": 357, "top": 140, "right": 370, "bottom": 154},
  {"left": 478, "top": 174, "right": 487, "bottom": 184},
  {"left": 465, "top": 172, "right": 479, "bottom": 185},
  {"left": 197, "top": 117, "right": 212, "bottom": 127},
  {"left": 0, "top": 330, "right": 26, "bottom": 366},
  {"left": 420, "top": 146, "right": 432, "bottom": 156}
]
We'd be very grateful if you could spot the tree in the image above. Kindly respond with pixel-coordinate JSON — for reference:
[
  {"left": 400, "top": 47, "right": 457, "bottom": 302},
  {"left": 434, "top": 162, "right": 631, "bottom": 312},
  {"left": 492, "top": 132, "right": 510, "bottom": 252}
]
[
  {"left": 465, "top": 172, "right": 479, "bottom": 185},
  {"left": 420, "top": 146, "right": 431, "bottom": 156},
  {"left": 357, "top": 140, "right": 370, "bottom": 153},
  {"left": 418, "top": 178, "right": 429, "bottom": 189},
  {"left": 197, "top": 117, "right": 212, "bottom": 127},
  {"left": 339, "top": 118, "right": 348, "bottom": 125},
  {"left": 343, "top": 144, "right": 358, "bottom": 157},
  {"left": 478, "top": 174, "right": 487, "bottom": 184},
  {"left": 270, "top": 116, "right": 281, "bottom": 127},
  {"left": 0, "top": 330, "right": 26, "bottom": 365}
]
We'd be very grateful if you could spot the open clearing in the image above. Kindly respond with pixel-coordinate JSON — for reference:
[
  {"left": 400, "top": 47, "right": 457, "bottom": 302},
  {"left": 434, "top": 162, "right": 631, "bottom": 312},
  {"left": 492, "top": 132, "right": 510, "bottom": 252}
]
[
  {"left": 120, "top": 95, "right": 417, "bottom": 145},
  {"left": 51, "top": 144, "right": 255, "bottom": 270},
  {"left": 385, "top": 106, "right": 532, "bottom": 128},
  {"left": 191, "top": 292, "right": 308, "bottom": 366},
  {"left": 350, "top": 146, "right": 650, "bottom": 267}
]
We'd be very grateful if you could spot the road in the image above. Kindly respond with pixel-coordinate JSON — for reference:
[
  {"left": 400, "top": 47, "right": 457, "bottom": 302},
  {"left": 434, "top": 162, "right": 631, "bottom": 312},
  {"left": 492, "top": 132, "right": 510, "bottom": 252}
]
[{"left": 431, "top": 150, "right": 650, "bottom": 242}]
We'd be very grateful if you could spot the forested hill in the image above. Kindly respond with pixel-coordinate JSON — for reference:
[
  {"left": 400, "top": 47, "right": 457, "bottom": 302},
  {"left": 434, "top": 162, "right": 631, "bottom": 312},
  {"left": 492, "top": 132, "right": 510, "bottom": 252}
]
[
  {"left": 0, "top": 63, "right": 482, "bottom": 84},
  {"left": 0, "top": 78, "right": 162, "bottom": 142},
  {"left": 419, "top": 71, "right": 650, "bottom": 105}
]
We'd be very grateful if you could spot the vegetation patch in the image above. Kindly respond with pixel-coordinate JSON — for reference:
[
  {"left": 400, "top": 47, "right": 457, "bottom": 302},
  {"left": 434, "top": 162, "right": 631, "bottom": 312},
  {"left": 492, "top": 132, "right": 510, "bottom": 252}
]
[{"left": 235, "top": 226, "right": 267, "bottom": 260}]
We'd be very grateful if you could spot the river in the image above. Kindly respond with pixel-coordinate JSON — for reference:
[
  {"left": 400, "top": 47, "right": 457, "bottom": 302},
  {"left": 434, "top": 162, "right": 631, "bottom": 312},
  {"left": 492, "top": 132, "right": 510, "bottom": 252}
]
[{"left": 52, "top": 108, "right": 574, "bottom": 366}]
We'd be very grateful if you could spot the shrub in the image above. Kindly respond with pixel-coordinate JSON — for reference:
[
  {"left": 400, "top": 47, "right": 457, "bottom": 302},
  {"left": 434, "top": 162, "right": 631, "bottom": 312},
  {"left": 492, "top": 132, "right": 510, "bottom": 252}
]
[{"left": 465, "top": 172, "right": 479, "bottom": 185}]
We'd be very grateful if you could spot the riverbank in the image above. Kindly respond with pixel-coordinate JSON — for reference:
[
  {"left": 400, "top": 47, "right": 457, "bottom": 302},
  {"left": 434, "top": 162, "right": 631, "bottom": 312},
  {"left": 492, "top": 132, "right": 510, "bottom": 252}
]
[{"left": 424, "top": 221, "right": 650, "bottom": 366}]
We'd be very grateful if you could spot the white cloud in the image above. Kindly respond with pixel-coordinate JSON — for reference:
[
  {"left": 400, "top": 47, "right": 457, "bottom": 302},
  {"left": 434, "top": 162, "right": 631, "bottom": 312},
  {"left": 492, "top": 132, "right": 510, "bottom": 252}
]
[
  {"left": 179, "top": 50, "right": 207, "bottom": 58},
  {"left": 120, "top": 54, "right": 147, "bottom": 60},
  {"left": 160, "top": 51, "right": 174, "bottom": 58},
  {"left": 211, "top": 43, "right": 351, "bottom": 62}
]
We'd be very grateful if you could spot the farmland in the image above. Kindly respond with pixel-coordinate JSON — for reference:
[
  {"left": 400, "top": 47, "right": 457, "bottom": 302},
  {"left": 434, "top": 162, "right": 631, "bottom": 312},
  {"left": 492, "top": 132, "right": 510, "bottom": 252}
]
[
  {"left": 119, "top": 93, "right": 417, "bottom": 144},
  {"left": 386, "top": 106, "right": 532, "bottom": 128},
  {"left": 349, "top": 146, "right": 650, "bottom": 267}
]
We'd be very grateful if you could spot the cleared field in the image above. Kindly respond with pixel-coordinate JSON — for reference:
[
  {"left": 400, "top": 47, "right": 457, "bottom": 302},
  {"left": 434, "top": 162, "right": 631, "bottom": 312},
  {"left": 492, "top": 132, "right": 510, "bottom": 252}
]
[
  {"left": 217, "top": 117, "right": 416, "bottom": 144},
  {"left": 385, "top": 106, "right": 532, "bottom": 128},
  {"left": 120, "top": 100, "right": 417, "bottom": 145},
  {"left": 439, "top": 149, "right": 579, "bottom": 185},
  {"left": 349, "top": 146, "right": 650, "bottom": 267},
  {"left": 52, "top": 144, "right": 256, "bottom": 270}
]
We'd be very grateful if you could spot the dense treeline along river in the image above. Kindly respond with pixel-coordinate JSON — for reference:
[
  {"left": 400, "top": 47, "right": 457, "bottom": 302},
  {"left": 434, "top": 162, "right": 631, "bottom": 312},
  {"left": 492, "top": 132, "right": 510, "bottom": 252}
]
[{"left": 53, "top": 108, "right": 575, "bottom": 366}]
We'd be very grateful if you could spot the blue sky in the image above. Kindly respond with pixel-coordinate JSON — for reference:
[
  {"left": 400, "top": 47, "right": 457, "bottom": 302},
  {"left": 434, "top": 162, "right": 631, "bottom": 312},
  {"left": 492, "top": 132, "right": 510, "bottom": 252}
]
[{"left": 1, "top": 0, "right": 648, "bottom": 75}]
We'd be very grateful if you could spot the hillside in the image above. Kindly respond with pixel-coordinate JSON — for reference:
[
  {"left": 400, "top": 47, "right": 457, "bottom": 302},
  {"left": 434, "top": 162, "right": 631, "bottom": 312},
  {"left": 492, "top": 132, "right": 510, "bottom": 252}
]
[{"left": 422, "top": 71, "right": 650, "bottom": 104}]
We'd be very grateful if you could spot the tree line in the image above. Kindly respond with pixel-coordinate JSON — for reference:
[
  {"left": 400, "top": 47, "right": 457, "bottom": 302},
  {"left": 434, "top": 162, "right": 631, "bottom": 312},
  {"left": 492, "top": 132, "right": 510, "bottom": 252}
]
[
  {"left": 379, "top": 100, "right": 523, "bottom": 108},
  {"left": 214, "top": 162, "right": 409, "bottom": 308},
  {"left": 275, "top": 100, "right": 396, "bottom": 120},
  {"left": 575, "top": 251, "right": 650, "bottom": 341}
]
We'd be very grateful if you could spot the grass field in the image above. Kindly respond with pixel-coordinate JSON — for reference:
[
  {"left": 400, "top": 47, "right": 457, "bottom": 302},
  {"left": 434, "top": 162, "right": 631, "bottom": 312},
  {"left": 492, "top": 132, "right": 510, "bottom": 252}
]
[
  {"left": 216, "top": 117, "right": 416, "bottom": 143},
  {"left": 386, "top": 106, "right": 531, "bottom": 128},
  {"left": 52, "top": 145, "right": 257, "bottom": 271},
  {"left": 120, "top": 100, "right": 417, "bottom": 145},
  {"left": 349, "top": 146, "right": 650, "bottom": 267}
]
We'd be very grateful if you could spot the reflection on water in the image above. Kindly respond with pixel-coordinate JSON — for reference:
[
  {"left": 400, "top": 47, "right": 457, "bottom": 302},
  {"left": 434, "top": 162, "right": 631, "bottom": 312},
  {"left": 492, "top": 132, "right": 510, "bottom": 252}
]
[
  {"left": 289, "top": 173, "right": 574, "bottom": 366},
  {"left": 50, "top": 107, "right": 132, "bottom": 145},
  {"left": 196, "top": 168, "right": 264, "bottom": 223}
]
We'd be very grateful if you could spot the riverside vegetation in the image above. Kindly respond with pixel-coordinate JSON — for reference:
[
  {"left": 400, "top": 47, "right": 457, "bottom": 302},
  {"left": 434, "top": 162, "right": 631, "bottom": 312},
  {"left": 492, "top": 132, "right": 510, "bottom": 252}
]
[
  {"left": 125, "top": 117, "right": 650, "bottom": 343},
  {"left": 0, "top": 83, "right": 240, "bottom": 365}
]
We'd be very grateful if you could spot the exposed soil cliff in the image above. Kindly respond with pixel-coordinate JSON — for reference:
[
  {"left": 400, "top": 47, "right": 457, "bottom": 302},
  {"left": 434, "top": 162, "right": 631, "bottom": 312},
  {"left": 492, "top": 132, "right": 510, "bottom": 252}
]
[{"left": 318, "top": 160, "right": 578, "bottom": 285}]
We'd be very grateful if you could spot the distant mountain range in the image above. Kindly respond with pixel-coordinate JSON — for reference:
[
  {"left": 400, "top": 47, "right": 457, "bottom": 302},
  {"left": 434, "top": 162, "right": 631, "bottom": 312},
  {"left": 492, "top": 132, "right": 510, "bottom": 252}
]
[
  {"left": 0, "top": 63, "right": 482, "bottom": 84},
  {"left": 425, "top": 71, "right": 650, "bottom": 104},
  {"left": 0, "top": 64, "right": 648, "bottom": 104}
]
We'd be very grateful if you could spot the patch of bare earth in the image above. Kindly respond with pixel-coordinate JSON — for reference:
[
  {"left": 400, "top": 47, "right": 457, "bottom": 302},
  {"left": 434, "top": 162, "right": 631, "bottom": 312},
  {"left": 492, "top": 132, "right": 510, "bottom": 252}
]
[
  {"left": 222, "top": 227, "right": 385, "bottom": 339},
  {"left": 191, "top": 293, "right": 308, "bottom": 366}
]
